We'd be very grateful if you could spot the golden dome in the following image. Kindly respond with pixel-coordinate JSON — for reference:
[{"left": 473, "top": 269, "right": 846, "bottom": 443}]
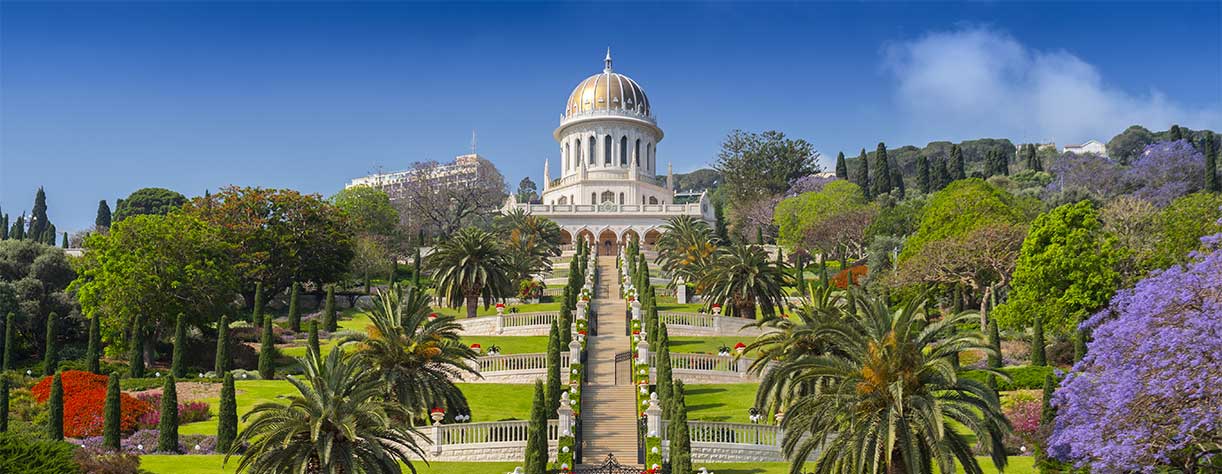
[{"left": 564, "top": 49, "right": 651, "bottom": 119}]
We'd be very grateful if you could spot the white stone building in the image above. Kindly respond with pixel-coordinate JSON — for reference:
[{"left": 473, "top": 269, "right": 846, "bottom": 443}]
[
  {"left": 1063, "top": 139, "right": 1107, "bottom": 155},
  {"left": 503, "top": 50, "right": 714, "bottom": 255},
  {"left": 347, "top": 153, "right": 487, "bottom": 202}
]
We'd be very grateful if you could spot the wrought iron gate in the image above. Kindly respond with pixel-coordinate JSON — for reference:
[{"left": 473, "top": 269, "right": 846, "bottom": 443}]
[{"left": 575, "top": 453, "right": 646, "bottom": 474}]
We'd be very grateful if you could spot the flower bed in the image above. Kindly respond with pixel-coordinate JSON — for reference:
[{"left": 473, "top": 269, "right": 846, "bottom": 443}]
[{"left": 31, "top": 370, "right": 154, "bottom": 438}]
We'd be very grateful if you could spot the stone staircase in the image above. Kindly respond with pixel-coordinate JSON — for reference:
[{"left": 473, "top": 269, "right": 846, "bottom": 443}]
[{"left": 579, "top": 256, "right": 640, "bottom": 467}]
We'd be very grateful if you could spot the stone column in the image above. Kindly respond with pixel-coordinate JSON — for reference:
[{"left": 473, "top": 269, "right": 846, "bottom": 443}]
[
  {"left": 637, "top": 338, "right": 650, "bottom": 364},
  {"left": 430, "top": 411, "right": 445, "bottom": 456},
  {"left": 576, "top": 301, "right": 587, "bottom": 321},
  {"left": 631, "top": 300, "right": 642, "bottom": 320},
  {"left": 644, "top": 392, "right": 662, "bottom": 437},
  {"left": 557, "top": 392, "right": 574, "bottom": 436},
  {"left": 675, "top": 277, "right": 688, "bottom": 304},
  {"left": 495, "top": 314, "right": 505, "bottom": 335},
  {"left": 568, "top": 339, "right": 582, "bottom": 364},
  {"left": 738, "top": 357, "right": 750, "bottom": 378}
]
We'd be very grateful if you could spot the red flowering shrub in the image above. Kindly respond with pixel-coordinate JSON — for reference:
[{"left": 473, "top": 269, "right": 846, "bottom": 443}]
[
  {"left": 831, "top": 265, "right": 868, "bottom": 289},
  {"left": 31, "top": 370, "right": 154, "bottom": 438}
]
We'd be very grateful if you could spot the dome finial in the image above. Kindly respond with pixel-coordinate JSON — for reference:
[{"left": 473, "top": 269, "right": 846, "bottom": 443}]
[{"left": 604, "top": 47, "right": 613, "bottom": 72}]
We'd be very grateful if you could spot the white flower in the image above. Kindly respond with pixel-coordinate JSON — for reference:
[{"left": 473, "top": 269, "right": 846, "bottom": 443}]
[
  {"left": 561, "top": 447, "right": 570, "bottom": 453},
  {"left": 651, "top": 447, "right": 659, "bottom": 454}
]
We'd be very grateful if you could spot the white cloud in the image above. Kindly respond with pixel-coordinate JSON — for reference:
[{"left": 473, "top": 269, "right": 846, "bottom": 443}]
[{"left": 883, "top": 27, "right": 1220, "bottom": 146}]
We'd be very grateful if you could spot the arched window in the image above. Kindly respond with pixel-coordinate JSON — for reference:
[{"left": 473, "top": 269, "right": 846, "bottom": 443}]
[
  {"left": 558, "top": 196, "right": 568, "bottom": 205},
  {"left": 601, "top": 190, "right": 615, "bottom": 203},
  {"left": 604, "top": 136, "right": 612, "bottom": 165},
  {"left": 576, "top": 138, "right": 582, "bottom": 167},
  {"left": 634, "top": 139, "right": 641, "bottom": 166},
  {"left": 591, "top": 193, "right": 597, "bottom": 203},
  {"left": 589, "top": 138, "right": 596, "bottom": 165},
  {"left": 647, "top": 143, "right": 653, "bottom": 171},
  {"left": 620, "top": 136, "right": 628, "bottom": 166},
  {"left": 564, "top": 143, "right": 571, "bottom": 170},
  {"left": 648, "top": 197, "right": 658, "bottom": 204},
  {"left": 619, "top": 192, "right": 625, "bottom": 204}
]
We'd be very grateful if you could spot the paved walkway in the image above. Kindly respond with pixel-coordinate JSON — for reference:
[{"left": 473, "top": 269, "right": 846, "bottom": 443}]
[{"left": 580, "top": 256, "right": 639, "bottom": 466}]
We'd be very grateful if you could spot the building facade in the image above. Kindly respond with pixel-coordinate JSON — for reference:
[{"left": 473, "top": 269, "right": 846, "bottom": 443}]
[
  {"left": 347, "top": 153, "right": 487, "bottom": 202},
  {"left": 1063, "top": 139, "right": 1107, "bottom": 155},
  {"left": 503, "top": 50, "right": 714, "bottom": 255}
]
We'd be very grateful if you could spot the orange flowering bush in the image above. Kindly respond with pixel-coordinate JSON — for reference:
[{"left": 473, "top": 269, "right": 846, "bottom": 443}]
[
  {"left": 31, "top": 370, "right": 154, "bottom": 438},
  {"left": 832, "top": 265, "right": 868, "bottom": 289}
]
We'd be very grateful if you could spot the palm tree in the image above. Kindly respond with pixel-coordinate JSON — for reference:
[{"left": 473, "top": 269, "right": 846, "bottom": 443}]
[
  {"left": 698, "top": 243, "right": 789, "bottom": 319},
  {"left": 226, "top": 346, "right": 425, "bottom": 474},
  {"left": 654, "top": 215, "right": 719, "bottom": 287},
  {"left": 495, "top": 208, "right": 562, "bottom": 282},
  {"left": 428, "top": 227, "right": 513, "bottom": 318},
  {"left": 760, "top": 289, "right": 1010, "bottom": 474},
  {"left": 744, "top": 285, "right": 844, "bottom": 405},
  {"left": 345, "top": 283, "right": 480, "bottom": 419}
]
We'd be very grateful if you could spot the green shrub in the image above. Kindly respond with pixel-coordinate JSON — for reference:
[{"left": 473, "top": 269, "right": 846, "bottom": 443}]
[
  {"left": 963, "top": 365, "right": 1056, "bottom": 391},
  {"left": 0, "top": 432, "right": 79, "bottom": 474},
  {"left": 73, "top": 447, "right": 140, "bottom": 474}
]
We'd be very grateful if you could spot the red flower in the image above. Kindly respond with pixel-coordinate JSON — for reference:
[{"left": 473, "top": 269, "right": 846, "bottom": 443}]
[
  {"left": 429, "top": 313, "right": 438, "bottom": 318},
  {"left": 470, "top": 343, "right": 481, "bottom": 349},
  {"left": 430, "top": 407, "right": 445, "bottom": 414},
  {"left": 495, "top": 303, "right": 505, "bottom": 308},
  {"left": 632, "top": 330, "right": 640, "bottom": 335},
  {"left": 31, "top": 370, "right": 154, "bottom": 438},
  {"left": 734, "top": 342, "right": 746, "bottom": 349}
]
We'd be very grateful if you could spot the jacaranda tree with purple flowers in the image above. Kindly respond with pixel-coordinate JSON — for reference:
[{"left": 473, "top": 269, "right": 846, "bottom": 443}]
[
  {"left": 1126, "top": 139, "right": 1205, "bottom": 207},
  {"left": 1048, "top": 220, "right": 1222, "bottom": 473}
]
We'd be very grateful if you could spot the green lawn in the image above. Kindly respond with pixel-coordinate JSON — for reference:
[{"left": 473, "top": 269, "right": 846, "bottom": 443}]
[
  {"left": 669, "top": 336, "right": 759, "bottom": 356},
  {"left": 140, "top": 456, "right": 1033, "bottom": 474},
  {"left": 434, "top": 302, "right": 562, "bottom": 318},
  {"left": 685, "top": 384, "right": 759, "bottom": 422},
  {"left": 461, "top": 336, "right": 549, "bottom": 354},
  {"left": 178, "top": 381, "right": 532, "bottom": 435}
]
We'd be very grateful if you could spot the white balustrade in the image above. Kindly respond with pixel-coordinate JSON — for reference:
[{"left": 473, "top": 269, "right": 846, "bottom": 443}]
[
  {"left": 649, "top": 353, "right": 743, "bottom": 373},
  {"left": 500, "top": 311, "right": 560, "bottom": 328},
  {"left": 434, "top": 420, "right": 561, "bottom": 446},
  {"left": 659, "top": 312, "right": 715, "bottom": 328},
  {"left": 478, "top": 353, "right": 572, "bottom": 373}
]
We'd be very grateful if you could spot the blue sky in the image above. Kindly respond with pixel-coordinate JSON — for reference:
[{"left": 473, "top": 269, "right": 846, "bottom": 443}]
[{"left": 2, "top": 1, "right": 1220, "bottom": 233}]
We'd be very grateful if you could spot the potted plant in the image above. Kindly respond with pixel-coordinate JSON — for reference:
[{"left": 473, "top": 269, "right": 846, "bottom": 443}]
[
  {"left": 718, "top": 344, "right": 731, "bottom": 357},
  {"left": 470, "top": 343, "right": 482, "bottom": 354},
  {"left": 734, "top": 342, "right": 746, "bottom": 355},
  {"left": 487, "top": 344, "right": 502, "bottom": 356}
]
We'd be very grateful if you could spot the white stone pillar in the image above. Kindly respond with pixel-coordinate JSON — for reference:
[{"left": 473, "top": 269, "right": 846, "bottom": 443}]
[
  {"left": 495, "top": 314, "right": 504, "bottom": 335},
  {"left": 568, "top": 339, "right": 582, "bottom": 364},
  {"left": 557, "top": 392, "right": 574, "bottom": 436},
  {"left": 576, "top": 301, "right": 587, "bottom": 321},
  {"left": 637, "top": 337, "right": 650, "bottom": 364},
  {"left": 644, "top": 392, "right": 662, "bottom": 437},
  {"left": 631, "top": 300, "right": 642, "bottom": 320},
  {"left": 738, "top": 357, "right": 750, "bottom": 378},
  {"left": 675, "top": 277, "right": 688, "bottom": 304}
]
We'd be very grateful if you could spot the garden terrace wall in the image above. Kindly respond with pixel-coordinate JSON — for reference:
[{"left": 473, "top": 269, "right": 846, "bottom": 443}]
[
  {"left": 467, "top": 353, "right": 572, "bottom": 384},
  {"left": 646, "top": 352, "right": 764, "bottom": 383},
  {"left": 422, "top": 420, "right": 561, "bottom": 462},
  {"left": 456, "top": 312, "right": 573, "bottom": 336},
  {"left": 659, "top": 421, "right": 785, "bottom": 462},
  {"left": 658, "top": 312, "right": 769, "bottom": 337}
]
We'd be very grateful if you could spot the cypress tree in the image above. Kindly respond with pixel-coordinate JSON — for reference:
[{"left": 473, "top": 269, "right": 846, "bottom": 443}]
[
  {"left": 61, "top": 232, "right": 67, "bottom": 249},
  {"left": 308, "top": 320, "right": 320, "bottom": 355},
  {"left": 322, "top": 285, "right": 337, "bottom": 332},
  {"left": 545, "top": 321, "right": 561, "bottom": 418},
  {"left": 217, "top": 372, "right": 238, "bottom": 453},
  {"left": 714, "top": 200, "right": 729, "bottom": 242},
  {"left": 1031, "top": 317, "right": 1047, "bottom": 366},
  {"left": 916, "top": 155, "right": 931, "bottom": 194},
  {"left": 795, "top": 256, "right": 806, "bottom": 296},
  {"left": 855, "top": 148, "right": 871, "bottom": 199},
  {"left": 1040, "top": 374, "right": 1056, "bottom": 426},
  {"left": 871, "top": 143, "right": 892, "bottom": 197},
  {"left": 11, "top": 215, "right": 24, "bottom": 240},
  {"left": 523, "top": 380, "right": 547, "bottom": 474},
  {"left": 287, "top": 282, "right": 301, "bottom": 332},
  {"left": 0, "top": 212, "right": 7, "bottom": 240},
  {"left": 951, "top": 145, "right": 966, "bottom": 180},
  {"left": 668, "top": 380, "right": 692, "bottom": 474},
  {"left": 47, "top": 372, "right": 64, "bottom": 440},
  {"left": 103, "top": 373, "right": 121, "bottom": 450},
  {"left": 1168, "top": 124, "right": 1183, "bottom": 141},
  {"left": 1205, "top": 133, "right": 1219, "bottom": 193},
  {"left": 656, "top": 324, "right": 674, "bottom": 417},
  {"left": 129, "top": 315, "right": 145, "bottom": 378},
  {"left": 87, "top": 314, "right": 101, "bottom": 374},
  {"left": 890, "top": 161, "right": 905, "bottom": 199},
  {"left": 158, "top": 376, "right": 179, "bottom": 452},
  {"left": 1074, "top": 326, "right": 1088, "bottom": 362},
  {"left": 558, "top": 305, "right": 572, "bottom": 349},
  {"left": 258, "top": 314, "right": 275, "bottom": 379},
  {"left": 0, "top": 379, "right": 7, "bottom": 432},
  {"left": 96, "top": 200, "right": 112, "bottom": 230},
  {"left": 30, "top": 187, "right": 49, "bottom": 244},
  {"left": 986, "top": 320, "right": 1002, "bottom": 368},
  {"left": 2, "top": 312, "right": 12, "bottom": 371},
  {"left": 171, "top": 312, "right": 187, "bottom": 378},
  {"left": 834, "top": 151, "right": 848, "bottom": 179},
  {"left": 215, "top": 316, "right": 230, "bottom": 374},
  {"left": 412, "top": 246, "right": 423, "bottom": 288},
  {"left": 251, "top": 282, "right": 265, "bottom": 327},
  {"left": 43, "top": 312, "right": 58, "bottom": 375}
]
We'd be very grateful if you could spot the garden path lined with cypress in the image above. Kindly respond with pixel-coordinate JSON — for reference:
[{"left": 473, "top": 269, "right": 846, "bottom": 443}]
[{"left": 579, "top": 256, "right": 640, "bottom": 467}]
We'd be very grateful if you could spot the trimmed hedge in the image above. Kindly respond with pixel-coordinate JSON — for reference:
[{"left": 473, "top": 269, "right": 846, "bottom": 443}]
[
  {"left": 963, "top": 365, "right": 1056, "bottom": 391},
  {"left": 0, "top": 432, "right": 80, "bottom": 474}
]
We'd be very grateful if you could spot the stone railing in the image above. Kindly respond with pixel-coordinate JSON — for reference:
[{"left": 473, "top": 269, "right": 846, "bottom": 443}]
[
  {"left": 657, "top": 421, "right": 785, "bottom": 462},
  {"left": 478, "top": 352, "right": 571, "bottom": 373},
  {"left": 508, "top": 202, "right": 706, "bottom": 217},
  {"left": 502, "top": 311, "right": 561, "bottom": 328},
  {"left": 658, "top": 312, "right": 769, "bottom": 337},
  {"left": 425, "top": 420, "right": 561, "bottom": 461},
  {"left": 644, "top": 352, "right": 761, "bottom": 384},
  {"left": 456, "top": 312, "right": 563, "bottom": 336}
]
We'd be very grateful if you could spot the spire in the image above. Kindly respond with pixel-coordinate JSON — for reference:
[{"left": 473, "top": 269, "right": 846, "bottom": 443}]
[
  {"left": 543, "top": 159, "right": 551, "bottom": 192},
  {"left": 666, "top": 161, "right": 674, "bottom": 191},
  {"left": 471, "top": 129, "right": 477, "bottom": 155},
  {"left": 604, "top": 47, "right": 613, "bottom": 72}
]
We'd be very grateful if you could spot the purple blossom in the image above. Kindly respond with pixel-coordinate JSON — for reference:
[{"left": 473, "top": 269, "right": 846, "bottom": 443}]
[
  {"left": 786, "top": 175, "right": 837, "bottom": 197},
  {"left": 1125, "top": 140, "right": 1205, "bottom": 207},
  {"left": 69, "top": 430, "right": 218, "bottom": 454},
  {"left": 1047, "top": 225, "right": 1222, "bottom": 472},
  {"left": 1045, "top": 152, "right": 1126, "bottom": 200}
]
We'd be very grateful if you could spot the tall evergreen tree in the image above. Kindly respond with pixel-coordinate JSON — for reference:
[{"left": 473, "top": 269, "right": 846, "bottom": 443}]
[
  {"left": 43, "top": 312, "right": 58, "bottom": 375},
  {"left": 322, "top": 285, "right": 337, "bottom": 332},
  {"left": 258, "top": 314, "right": 275, "bottom": 379},
  {"left": 171, "top": 312, "right": 187, "bottom": 378},
  {"left": 1031, "top": 316, "right": 1047, "bottom": 366},
  {"left": 935, "top": 158, "right": 952, "bottom": 191},
  {"left": 1204, "top": 133, "right": 1219, "bottom": 193},
  {"left": 834, "top": 151, "right": 848, "bottom": 179},
  {"left": 523, "top": 380, "right": 548, "bottom": 474},
  {"left": 545, "top": 321, "right": 561, "bottom": 418},
  {"left": 412, "top": 246, "right": 423, "bottom": 288},
  {"left": 951, "top": 144, "right": 966, "bottom": 180},
  {"left": 668, "top": 380, "right": 692, "bottom": 474},
  {"left": 287, "top": 281, "right": 301, "bottom": 332},
  {"left": 61, "top": 232, "right": 67, "bottom": 249},
  {"left": 890, "top": 160, "right": 906, "bottom": 199},
  {"left": 158, "top": 376, "right": 179, "bottom": 452},
  {"left": 11, "top": 215, "right": 25, "bottom": 241},
  {"left": 86, "top": 315, "right": 101, "bottom": 374},
  {"left": 657, "top": 324, "right": 674, "bottom": 417},
  {"left": 96, "top": 200, "right": 112, "bottom": 230},
  {"left": 129, "top": 315, "right": 145, "bottom": 378},
  {"left": 1040, "top": 374, "right": 1056, "bottom": 426},
  {"left": 1, "top": 313, "right": 11, "bottom": 371},
  {"left": 855, "top": 148, "right": 871, "bottom": 199},
  {"left": 47, "top": 372, "right": 64, "bottom": 440},
  {"left": 45, "top": 224, "right": 56, "bottom": 246},
  {"left": 871, "top": 143, "right": 893, "bottom": 197},
  {"left": 916, "top": 155, "right": 931, "bottom": 194},
  {"left": 1168, "top": 124, "right": 1183, "bottom": 141},
  {"left": 103, "top": 373, "right": 121, "bottom": 450},
  {"left": 251, "top": 282, "right": 265, "bottom": 327},
  {"left": 307, "top": 320, "right": 320, "bottom": 355},
  {"left": 217, "top": 372, "right": 237, "bottom": 453},
  {"left": 713, "top": 199, "right": 729, "bottom": 242},
  {"left": 987, "top": 320, "right": 1002, "bottom": 369},
  {"left": 214, "top": 316, "right": 230, "bottom": 374},
  {"left": 30, "top": 187, "right": 49, "bottom": 244},
  {"left": 1073, "top": 326, "right": 1088, "bottom": 362},
  {"left": 0, "top": 210, "right": 7, "bottom": 240}
]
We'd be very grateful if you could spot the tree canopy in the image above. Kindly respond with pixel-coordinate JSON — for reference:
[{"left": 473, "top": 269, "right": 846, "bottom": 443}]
[
  {"left": 112, "top": 187, "right": 187, "bottom": 221},
  {"left": 899, "top": 178, "right": 1036, "bottom": 262},
  {"left": 330, "top": 185, "right": 398, "bottom": 237},
  {"left": 774, "top": 180, "right": 875, "bottom": 263}
]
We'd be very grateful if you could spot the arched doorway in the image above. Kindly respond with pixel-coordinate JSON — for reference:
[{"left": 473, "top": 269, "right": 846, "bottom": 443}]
[
  {"left": 598, "top": 229, "right": 618, "bottom": 256},
  {"left": 577, "top": 229, "right": 596, "bottom": 250},
  {"left": 559, "top": 229, "right": 573, "bottom": 247},
  {"left": 622, "top": 229, "right": 640, "bottom": 246},
  {"left": 644, "top": 229, "right": 662, "bottom": 247}
]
